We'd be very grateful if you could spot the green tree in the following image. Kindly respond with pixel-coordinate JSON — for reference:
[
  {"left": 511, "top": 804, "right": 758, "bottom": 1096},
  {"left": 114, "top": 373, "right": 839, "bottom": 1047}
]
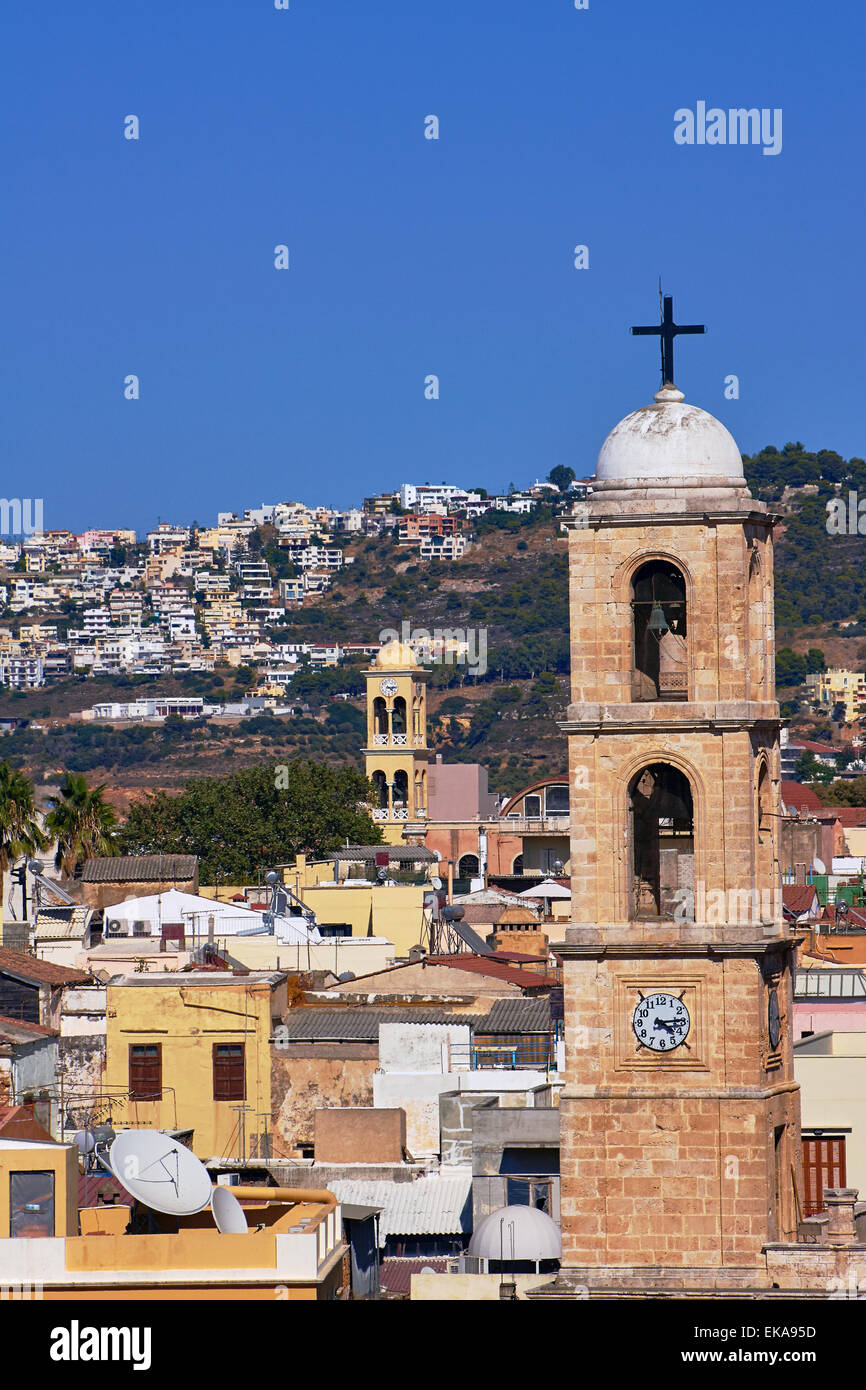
[
  {"left": 117, "top": 762, "right": 382, "bottom": 884},
  {"left": 0, "top": 763, "right": 48, "bottom": 909},
  {"left": 46, "top": 772, "right": 119, "bottom": 876},
  {"left": 794, "top": 751, "right": 835, "bottom": 786},
  {"left": 547, "top": 465, "right": 575, "bottom": 492}
]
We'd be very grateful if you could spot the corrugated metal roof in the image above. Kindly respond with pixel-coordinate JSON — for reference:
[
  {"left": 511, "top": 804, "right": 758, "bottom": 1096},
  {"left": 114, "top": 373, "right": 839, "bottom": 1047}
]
[
  {"left": 0, "top": 1014, "right": 58, "bottom": 1042},
  {"left": 81, "top": 855, "right": 197, "bottom": 883},
  {"left": 280, "top": 1008, "right": 484, "bottom": 1041},
  {"left": 477, "top": 997, "right": 551, "bottom": 1034},
  {"left": 330, "top": 1176, "right": 472, "bottom": 1243},
  {"left": 795, "top": 968, "right": 866, "bottom": 999},
  {"left": 33, "top": 907, "right": 92, "bottom": 941}
]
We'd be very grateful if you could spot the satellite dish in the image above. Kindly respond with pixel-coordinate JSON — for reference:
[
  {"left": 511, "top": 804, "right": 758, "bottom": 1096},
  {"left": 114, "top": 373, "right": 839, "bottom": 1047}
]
[
  {"left": 211, "top": 1185, "right": 249, "bottom": 1234},
  {"left": 431, "top": 876, "right": 443, "bottom": 891},
  {"left": 108, "top": 1131, "right": 213, "bottom": 1216},
  {"left": 813, "top": 858, "right": 826, "bottom": 875},
  {"left": 73, "top": 1130, "right": 95, "bottom": 1156}
]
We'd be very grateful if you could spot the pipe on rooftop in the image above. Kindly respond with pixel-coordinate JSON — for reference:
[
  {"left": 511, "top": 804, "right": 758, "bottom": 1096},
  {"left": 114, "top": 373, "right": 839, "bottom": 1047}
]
[{"left": 230, "top": 1185, "right": 337, "bottom": 1210}]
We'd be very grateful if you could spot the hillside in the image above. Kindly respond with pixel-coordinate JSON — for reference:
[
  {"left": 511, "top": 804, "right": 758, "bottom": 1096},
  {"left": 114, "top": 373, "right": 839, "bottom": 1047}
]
[{"left": 2, "top": 448, "right": 865, "bottom": 796}]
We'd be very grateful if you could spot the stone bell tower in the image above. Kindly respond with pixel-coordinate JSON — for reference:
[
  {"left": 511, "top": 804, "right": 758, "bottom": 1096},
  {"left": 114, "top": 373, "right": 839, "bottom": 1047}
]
[
  {"left": 363, "top": 640, "right": 430, "bottom": 847},
  {"left": 545, "top": 329, "right": 803, "bottom": 1296}
]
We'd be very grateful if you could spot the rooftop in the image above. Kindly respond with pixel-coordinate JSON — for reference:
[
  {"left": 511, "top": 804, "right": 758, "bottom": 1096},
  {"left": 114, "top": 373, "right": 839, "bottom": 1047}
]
[
  {"left": 81, "top": 854, "right": 198, "bottom": 883},
  {"left": 0, "top": 947, "right": 90, "bottom": 987}
]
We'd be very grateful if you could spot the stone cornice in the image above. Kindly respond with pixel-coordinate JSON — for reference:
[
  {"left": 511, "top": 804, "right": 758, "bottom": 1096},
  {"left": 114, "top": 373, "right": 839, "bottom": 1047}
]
[
  {"left": 562, "top": 509, "right": 778, "bottom": 530},
  {"left": 561, "top": 1081, "right": 801, "bottom": 1101},
  {"left": 554, "top": 938, "right": 802, "bottom": 961}
]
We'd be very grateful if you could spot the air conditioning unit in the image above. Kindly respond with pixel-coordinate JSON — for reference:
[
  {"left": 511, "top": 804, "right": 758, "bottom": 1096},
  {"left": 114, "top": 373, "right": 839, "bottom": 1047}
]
[
  {"left": 131, "top": 920, "right": 149, "bottom": 937},
  {"left": 104, "top": 920, "right": 129, "bottom": 937}
]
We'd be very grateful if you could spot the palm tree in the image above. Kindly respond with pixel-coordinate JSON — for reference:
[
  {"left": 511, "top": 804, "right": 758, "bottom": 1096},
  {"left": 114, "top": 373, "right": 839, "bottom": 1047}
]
[
  {"left": 46, "top": 772, "right": 119, "bottom": 878},
  {"left": 0, "top": 763, "right": 49, "bottom": 917}
]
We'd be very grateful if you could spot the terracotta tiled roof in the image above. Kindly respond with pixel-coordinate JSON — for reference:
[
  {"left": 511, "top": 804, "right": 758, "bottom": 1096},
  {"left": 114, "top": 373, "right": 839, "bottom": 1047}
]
[
  {"left": 0, "top": 947, "right": 89, "bottom": 986},
  {"left": 379, "top": 1257, "right": 449, "bottom": 1295},
  {"left": 782, "top": 885, "right": 819, "bottom": 914},
  {"left": 833, "top": 807, "right": 866, "bottom": 826},
  {"left": 780, "top": 782, "right": 822, "bottom": 811},
  {"left": 428, "top": 955, "right": 559, "bottom": 990},
  {"left": 821, "top": 904, "right": 866, "bottom": 930}
]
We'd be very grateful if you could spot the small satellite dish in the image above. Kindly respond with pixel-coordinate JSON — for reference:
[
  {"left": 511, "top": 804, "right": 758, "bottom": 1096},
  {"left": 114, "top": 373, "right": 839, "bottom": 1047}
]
[
  {"left": 813, "top": 858, "right": 826, "bottom": 875},
  {"left": 73, "top": 1130, "right": 95, "bottom": 1156},
  {"left": 211, "top": 1185, "right": 249, "bottom": 1235},
  {"left": 431, "top": 876, "right": 443, "bottom": 891},
  {"left": 108, "top": 1131, "right": 213, "bottom": 1216}
]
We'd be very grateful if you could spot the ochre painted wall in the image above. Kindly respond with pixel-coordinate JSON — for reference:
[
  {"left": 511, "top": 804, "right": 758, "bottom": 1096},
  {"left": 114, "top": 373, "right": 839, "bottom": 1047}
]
[{"left": 104, "top": 981, "right": 278, "bottom": 1159}]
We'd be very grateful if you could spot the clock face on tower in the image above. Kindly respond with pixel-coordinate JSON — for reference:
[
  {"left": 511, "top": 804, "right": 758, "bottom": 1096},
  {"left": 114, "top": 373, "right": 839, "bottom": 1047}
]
[
  {"left": 632, "top": 992, "right": 691, "bottom": 1053},
  {"left": 768, "top": 989, "right": 781, "bottom": 1050},
  {"left": 379, "top": 678, "right": 398, "bottom": 697}
]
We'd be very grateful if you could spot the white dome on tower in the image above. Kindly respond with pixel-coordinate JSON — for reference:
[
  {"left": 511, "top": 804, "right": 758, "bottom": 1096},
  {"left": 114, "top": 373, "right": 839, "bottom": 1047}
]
[{"left": 594, "top": 385, "right": 744, "bottom": 485}]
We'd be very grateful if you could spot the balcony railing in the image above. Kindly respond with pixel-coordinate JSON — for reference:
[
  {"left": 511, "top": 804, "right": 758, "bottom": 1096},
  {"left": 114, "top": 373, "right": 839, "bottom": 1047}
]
[{"left": 502, "top": 815, "right": 570, "bottom": 834}]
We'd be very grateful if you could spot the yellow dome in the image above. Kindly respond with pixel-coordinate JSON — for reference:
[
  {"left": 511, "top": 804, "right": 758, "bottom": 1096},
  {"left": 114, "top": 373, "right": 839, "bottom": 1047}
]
[{"left": 376, "top": 640, "right": 418, "bottom": 669}]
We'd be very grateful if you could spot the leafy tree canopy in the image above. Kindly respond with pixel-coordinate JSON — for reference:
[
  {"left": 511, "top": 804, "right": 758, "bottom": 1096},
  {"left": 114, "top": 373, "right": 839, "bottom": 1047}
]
[{"left": 117, "top": 762, "right": 382, "bottom": 884}]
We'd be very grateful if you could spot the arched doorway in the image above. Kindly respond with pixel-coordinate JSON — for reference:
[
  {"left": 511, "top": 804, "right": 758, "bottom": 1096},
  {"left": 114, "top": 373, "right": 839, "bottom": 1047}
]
[
  {"left": 629, "top": 763, "right": 694, "bottom": 919},
  {"left": 631, "top": 560, "right": 688, "bottom": 702}
]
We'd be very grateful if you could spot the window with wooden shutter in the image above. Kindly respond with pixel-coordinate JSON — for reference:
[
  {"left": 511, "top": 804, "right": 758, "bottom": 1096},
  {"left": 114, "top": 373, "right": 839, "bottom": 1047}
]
[
  {"left": 213, "top": 1043, "right": 245, "bottom": 1101},
  {"left": 129, "top": 1043, "right": 162, "bottom": 1101},
  {"left": 802, "top": 1135, "right": 847, "bottom": 1217}
]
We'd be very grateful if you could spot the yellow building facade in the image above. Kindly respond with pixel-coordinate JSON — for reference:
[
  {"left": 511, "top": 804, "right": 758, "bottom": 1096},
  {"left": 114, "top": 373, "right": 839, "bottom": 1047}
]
[
  {"left": 103, "top": 972, "right": 287, "bottom": 1160},
  {"left": 806, "top": 667, "right": 866, "bottom": 724},
  {"left": 363, "top": 641, "right": 430, "bottom": 846}
]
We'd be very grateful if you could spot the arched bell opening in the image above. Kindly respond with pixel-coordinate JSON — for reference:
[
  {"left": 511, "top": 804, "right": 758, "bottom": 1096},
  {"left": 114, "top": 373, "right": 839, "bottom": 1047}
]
[
  {"left": 372, "top": 697, "right": 388, "bottom": 737},
  {"left": 629, "top": 763, "right": 695, "bottom": 920},
  {"left": 392, "top": 696, "right": 407, "bottom": 735},
  {"left": 393, "top": 769, "right": 409, "bottom": 807},
  {"left": 371, "top": 770, "right": 389, "bottom": 809},
  {"left": 756, "top": 759, "right": 774, "bottom": 892},
  {"left": 631, "top": 560, "right": 688, "bottom": 702}
]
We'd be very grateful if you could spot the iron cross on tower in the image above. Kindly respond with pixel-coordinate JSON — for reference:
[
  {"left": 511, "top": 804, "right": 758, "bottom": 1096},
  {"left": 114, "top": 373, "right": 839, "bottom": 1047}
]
[{"left": 631, "top": 294, "right": 705, "bottom": 386}]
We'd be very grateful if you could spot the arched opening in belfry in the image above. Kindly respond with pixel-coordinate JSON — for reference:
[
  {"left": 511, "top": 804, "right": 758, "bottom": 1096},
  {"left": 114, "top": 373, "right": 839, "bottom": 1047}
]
[
  {"left": 392, "top": 696, "right": 407, "bottom": 736},
  {"left": 748, "top": 549, "right": 765, "bottom": 701},
  {"left": 631, "top": 560, "right": 688, "bottom": 702},
  {"left": 371, "top": 770, "right": 388, "bottom": 809},
  {"left": 629, "top": 763, "right": 695, "bottom": 920},
  {"left": 393, "top": 769, "right": 409, "bottom": 807},
  {"left": 756, "top": 758, "right": 774, "bottom": 889},
  {"left": 372, "top": 697, "right": 388, "bottom": 737}
]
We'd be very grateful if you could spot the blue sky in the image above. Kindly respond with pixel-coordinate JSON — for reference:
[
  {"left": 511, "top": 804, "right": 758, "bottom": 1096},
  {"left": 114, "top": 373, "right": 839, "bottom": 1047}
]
[{"left": 4, "top": 0, "right": 864, "bottom": 535}]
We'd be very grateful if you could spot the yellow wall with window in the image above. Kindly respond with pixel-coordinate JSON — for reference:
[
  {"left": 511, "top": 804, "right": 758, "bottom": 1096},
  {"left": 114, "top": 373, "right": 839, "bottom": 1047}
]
[{"left": 103, "top": 977, "right": 285, "bottom": 1160}]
